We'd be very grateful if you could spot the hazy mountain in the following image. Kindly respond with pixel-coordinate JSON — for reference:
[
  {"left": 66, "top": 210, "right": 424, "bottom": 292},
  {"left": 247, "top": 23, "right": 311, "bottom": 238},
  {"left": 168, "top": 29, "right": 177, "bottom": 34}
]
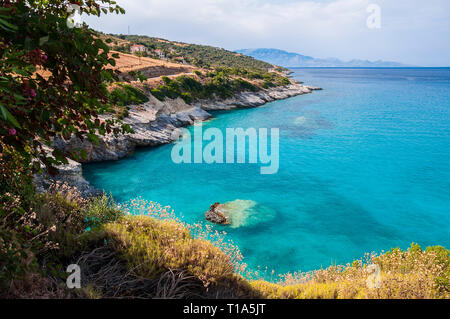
[{"left": 236, "top": 48, "right": 412, "bottom": 68}]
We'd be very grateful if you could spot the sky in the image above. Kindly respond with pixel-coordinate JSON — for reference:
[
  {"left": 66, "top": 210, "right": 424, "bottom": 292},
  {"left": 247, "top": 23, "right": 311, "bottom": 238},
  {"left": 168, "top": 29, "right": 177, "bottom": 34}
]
[{"left": 84, "top": 0, "right": 450, "bottom": 66}]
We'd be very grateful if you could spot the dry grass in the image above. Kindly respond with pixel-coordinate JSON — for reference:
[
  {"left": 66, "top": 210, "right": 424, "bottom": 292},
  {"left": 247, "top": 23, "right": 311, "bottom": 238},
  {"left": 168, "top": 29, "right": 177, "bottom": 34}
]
[
  {"left": 109, "top": 51, "right": 195, "bottom": 73},
  {"left": 103, "top": 216, "right": 236, "bottom": 287},
  {"left": 36, "top": 50, "right": 196, "bottom": 82},
  {"left": 4, "top": 273, "right": 71, "bottom": 299},
  {"left": 67, "top": 198, "right": 257, "bottom": 298},
  {"left": 250, "top": 244, "right": 449, "bottom": 299},
  {"left": 74, "top": 245, "right": 205, "bottom": 299}
]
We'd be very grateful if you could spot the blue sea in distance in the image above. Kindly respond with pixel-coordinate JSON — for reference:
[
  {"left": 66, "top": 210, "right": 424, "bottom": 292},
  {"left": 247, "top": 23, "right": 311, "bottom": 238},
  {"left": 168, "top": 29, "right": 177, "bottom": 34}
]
[{"left": 84, "top": 68, "right": 450, "bottom": 275}]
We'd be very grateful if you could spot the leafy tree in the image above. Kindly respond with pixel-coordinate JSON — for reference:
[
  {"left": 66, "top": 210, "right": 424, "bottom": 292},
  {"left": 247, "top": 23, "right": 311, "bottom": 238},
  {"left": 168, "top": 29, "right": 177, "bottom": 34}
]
[{"left": 0, "top": 0, "right": 130, "bottom": 175}]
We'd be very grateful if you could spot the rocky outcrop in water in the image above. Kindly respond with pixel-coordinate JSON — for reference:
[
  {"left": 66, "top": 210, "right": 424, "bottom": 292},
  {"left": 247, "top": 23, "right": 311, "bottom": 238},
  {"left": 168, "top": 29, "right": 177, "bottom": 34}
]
[
  {"left": 207, "top": 199, "right": 277, "bottom": 228},
  {"left": 205, "top": 202, "right": 230, "bottom": 225}
]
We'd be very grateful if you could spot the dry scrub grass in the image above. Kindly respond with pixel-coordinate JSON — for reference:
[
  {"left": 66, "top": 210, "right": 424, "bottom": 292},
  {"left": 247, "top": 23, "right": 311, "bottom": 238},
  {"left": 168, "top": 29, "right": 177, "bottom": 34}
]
[
  {"left": 71, "top": 198, "right": 256, "bottom": 298},
  {"left": 109, "top": 51, "right": 195, "bottom": 74},
  {"left": 103, "top": 215, "right": 237, "bottom": 287},
  {"left": 251, "top": 244, "right": 449, "bottom": 299}
]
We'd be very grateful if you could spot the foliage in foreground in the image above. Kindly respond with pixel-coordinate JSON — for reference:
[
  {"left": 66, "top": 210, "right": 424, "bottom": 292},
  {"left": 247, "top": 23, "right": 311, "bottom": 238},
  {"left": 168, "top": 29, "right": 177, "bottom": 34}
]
[{"left": 0, "top": 0, "right": 130, "bottom": 174}]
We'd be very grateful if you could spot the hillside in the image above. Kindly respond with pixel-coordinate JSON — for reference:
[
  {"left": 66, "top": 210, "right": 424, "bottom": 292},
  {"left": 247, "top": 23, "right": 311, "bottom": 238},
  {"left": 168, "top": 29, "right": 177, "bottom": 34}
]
[
  {"left": 237, "top": 48, "right": 411, "bottom": 67},
  {"left": 107, "top": 51, "right": 195, "bottom": 75},
  {"left": 92, "top": 34, "right": 296, "bottom": 112},
  {"left": 103, "top": 33, "right": 279, "bottom": 71}
]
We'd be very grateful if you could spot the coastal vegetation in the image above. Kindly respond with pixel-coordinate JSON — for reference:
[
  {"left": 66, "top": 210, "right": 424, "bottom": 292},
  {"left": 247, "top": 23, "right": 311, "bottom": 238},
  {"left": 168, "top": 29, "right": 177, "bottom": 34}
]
[
  {"left": 1, "top": 1, "right": 448, "bottom": 300},
  {"left": 142, "top": 67, "right": 293, "bottom": 104},
  {"left": 108, "top": 83, "right": 149, "bottom": 119},
  {"left": 93, "top": 32, "right": 296, "bottom": 107},
  {"left": 109, "top": 83, "right": 149, "bottom": 107},
  {"left": 109, "top": 33, "right": 278, "bottom": 71},
  {"left": 150, "top": 74, "right": 259, "bottom": 103}
]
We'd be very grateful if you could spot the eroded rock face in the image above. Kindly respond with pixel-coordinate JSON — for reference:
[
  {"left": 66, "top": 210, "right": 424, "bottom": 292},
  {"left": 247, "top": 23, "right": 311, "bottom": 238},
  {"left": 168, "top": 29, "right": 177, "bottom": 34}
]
[
  {"left": 33, "top": 158, "right": 101, "bottom": 197},
  {"left": 53, "top": 104, "right": 212, "bottom": 163},
  {"left": 197, "top": 83, "right": 321, "bottom": 111},
  {"left": 205, "top": 202, "right": 230, "bottom": 225}
]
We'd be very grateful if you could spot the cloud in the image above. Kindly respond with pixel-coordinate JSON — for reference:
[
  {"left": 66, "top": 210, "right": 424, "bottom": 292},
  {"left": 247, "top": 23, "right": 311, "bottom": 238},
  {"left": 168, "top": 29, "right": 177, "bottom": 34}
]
[{"left": 84, "top": 0, "right": 450, "bottom": 66}]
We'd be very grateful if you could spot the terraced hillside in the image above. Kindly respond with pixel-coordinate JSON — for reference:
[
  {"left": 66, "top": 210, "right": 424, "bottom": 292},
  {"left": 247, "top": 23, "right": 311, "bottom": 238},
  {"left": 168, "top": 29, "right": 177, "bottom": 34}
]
[{"left": 101, "top": 33, "right": 281, "bottom": 71}]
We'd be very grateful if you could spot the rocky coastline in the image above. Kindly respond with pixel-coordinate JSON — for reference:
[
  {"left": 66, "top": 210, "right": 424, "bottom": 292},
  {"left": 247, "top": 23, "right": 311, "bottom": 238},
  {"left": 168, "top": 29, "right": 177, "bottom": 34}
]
[{"left": 35, "top": 82, "right": 321, "bottom": 196}]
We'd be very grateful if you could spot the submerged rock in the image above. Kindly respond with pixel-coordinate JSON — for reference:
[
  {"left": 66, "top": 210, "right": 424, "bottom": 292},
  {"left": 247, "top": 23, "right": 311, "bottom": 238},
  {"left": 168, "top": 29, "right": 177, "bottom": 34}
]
[{"left": 205, "top": 199, "right": 276, "bottom": 228}]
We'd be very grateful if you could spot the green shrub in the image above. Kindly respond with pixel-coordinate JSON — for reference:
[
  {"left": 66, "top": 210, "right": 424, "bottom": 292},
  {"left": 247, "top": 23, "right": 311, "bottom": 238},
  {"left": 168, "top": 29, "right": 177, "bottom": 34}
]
[
  {"left": 32, "top": 184, "right": 88, "bottom": 259},
  {"left": 180, "top": 92, "right": 193, "bottom": 104},
  {"left": 277, "top": 77, "right": 291, "bottom": 86},
  {"left": 161, "top": 76, "right": 172, "bottom": 85},
  {"left": 262, "top": 80, "right": 275, "bottom": 89},
  {"left": 84, "top": 193, "right": 122, "bottom": 229},
  {"left": 176, "top": 75, "right": 203, "bottom": 93},
  {"left": 233, "top": 78, "right": 258, "bottom": 92},
  {"left": 150, "top": 88, "right": 165, "bottom": 101},
  {"left": 109, "top": 84, "right": 149, "bottom": 107},
  {"left": 0, "top": 147, "right": 44, "bottom": 286}
]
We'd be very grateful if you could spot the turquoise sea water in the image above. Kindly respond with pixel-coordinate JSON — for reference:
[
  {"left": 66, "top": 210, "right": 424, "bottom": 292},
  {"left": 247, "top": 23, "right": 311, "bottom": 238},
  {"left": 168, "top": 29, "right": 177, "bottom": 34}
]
[{"left": 84, "top": 68, "right": 450, "bottom": 275}]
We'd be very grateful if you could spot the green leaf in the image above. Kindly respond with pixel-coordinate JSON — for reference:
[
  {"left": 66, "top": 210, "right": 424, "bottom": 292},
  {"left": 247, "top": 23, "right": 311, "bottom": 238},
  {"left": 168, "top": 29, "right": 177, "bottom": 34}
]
[
  {"left": 80, "top": 149, "right": 87, "bottom": 160},
  {"left": 52, "top": 149, "right": 69, "bottom": 164},
  {"left": 87, "top": 133, "right": 99, "bottom": 145},
  {"left": 13, "top": 93, "right": 27, "bottom": 103},
  {"left": 0, "top": 17, "right": 18, "bottom": 31},
  {"left": 0, "top": 104, "right": 21, "bottom": 128}
]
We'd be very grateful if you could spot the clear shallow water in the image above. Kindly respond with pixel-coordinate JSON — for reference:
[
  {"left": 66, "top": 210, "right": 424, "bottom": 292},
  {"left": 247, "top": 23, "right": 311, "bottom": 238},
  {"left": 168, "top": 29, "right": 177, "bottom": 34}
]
[{"left": 84, "top": 68, "right": 450, "bottom": 275}]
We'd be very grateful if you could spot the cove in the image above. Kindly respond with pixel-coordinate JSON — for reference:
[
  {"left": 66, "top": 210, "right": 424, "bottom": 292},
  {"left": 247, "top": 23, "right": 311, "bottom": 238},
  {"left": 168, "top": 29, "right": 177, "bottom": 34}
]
[{"left": 83, "top": 68, "right": 450, "bottom": 275}]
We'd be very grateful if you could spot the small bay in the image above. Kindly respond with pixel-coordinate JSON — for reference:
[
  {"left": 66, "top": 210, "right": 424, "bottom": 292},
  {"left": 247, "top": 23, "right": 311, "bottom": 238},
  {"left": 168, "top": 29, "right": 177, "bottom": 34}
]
[{"left": 84, "top": 68, "right": 450, "bottom": 275}]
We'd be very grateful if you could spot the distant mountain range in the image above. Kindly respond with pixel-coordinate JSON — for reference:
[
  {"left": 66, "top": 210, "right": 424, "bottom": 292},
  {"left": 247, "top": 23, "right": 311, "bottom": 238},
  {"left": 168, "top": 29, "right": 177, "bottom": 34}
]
[{"left": 236, "top": 48, "right": 412, "bottom": 68}]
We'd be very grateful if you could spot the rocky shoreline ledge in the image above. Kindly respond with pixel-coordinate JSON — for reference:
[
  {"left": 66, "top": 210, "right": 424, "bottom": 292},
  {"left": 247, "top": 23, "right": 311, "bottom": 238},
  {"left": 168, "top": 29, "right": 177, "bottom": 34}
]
[{"left": 35, "top": 82, "right": 321, "bottom": 195}]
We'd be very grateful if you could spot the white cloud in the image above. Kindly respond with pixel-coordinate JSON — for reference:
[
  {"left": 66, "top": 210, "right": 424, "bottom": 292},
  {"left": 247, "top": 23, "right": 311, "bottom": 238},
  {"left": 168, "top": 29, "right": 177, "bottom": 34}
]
[{"left": 84, "top": 0, "right": 450, "bottom": 66}]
